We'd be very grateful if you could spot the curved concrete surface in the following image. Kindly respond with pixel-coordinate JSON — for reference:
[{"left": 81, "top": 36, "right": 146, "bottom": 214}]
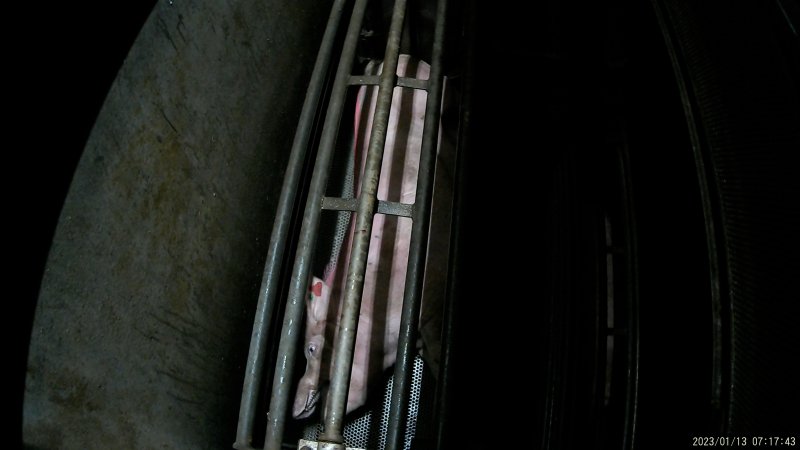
[{"left": 23, "top": 0, "right": 328, "bottom": 447}]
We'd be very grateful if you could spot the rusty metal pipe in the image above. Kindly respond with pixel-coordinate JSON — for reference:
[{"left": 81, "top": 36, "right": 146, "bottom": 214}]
[
  {"left": 233, "top": 0, "right": 350, "bottom": 447},
  {"left": 318, "top": 0, "right": 410, "bottom": 445},
  {"left": 262, "top": 0, "right": 371, "bottom": 447},
  {"left": 434, "top": 2, "right": 475, "bottom": 447},
  {"left": 383, "top": 0, "right": 449, "bottom": 447}
]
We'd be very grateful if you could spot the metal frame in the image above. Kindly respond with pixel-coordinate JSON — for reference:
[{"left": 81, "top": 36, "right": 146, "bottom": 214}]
[
  {"left": 234, "top": 0, "right": 352, "bottom": 447},
  {"left": 382, "top": 0, "right": 448, "bottom": 447},
  {"left": 235, "top": 0, "right": 453, "bottom": 448}
]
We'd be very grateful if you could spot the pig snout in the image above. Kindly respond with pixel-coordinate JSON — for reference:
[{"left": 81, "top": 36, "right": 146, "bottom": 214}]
[
  {"left": 292, "top": 338, "right": 327, "bottom": 418},
  {"left": 292, "top": 377, "right": 324, "bottom": 419}
]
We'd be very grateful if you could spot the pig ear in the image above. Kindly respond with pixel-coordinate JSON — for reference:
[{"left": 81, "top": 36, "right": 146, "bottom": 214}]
[{"left": 307, "top": 276, "right": 330, "bottom": 322}]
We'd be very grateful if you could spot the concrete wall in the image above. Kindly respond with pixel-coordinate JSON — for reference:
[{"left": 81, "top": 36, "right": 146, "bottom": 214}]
[{"left": 23, "top": 0, "right": 328, "bottom": 447}]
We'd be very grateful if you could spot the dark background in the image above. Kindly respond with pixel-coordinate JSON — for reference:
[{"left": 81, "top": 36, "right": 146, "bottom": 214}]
[{"left": 12, "top": 1, "right": 157, "bottom": 446}]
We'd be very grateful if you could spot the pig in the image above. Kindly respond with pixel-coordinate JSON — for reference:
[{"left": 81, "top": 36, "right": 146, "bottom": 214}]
[{"left": 292, "top": 54, "right": 453, "bottom": 420}]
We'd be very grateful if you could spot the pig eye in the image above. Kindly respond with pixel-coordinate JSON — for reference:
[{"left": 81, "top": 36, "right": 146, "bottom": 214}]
[{"left": 307, "top": 344, "right": 317, "bottom": 357}]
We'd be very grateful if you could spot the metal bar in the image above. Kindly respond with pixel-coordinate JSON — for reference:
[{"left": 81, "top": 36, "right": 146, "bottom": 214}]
[
  {"left": 348, "top": 75, "right": 380, "bottom": 85},
  {"left": 397, "top": 77, "right": 429, "bottom": 91},
  {"left": 435, "top": 2, "right": 475, "bottom": 447},
  {"left": 376, "top": 200, "right": 414, "bottom": 217},
  {"left": 618, "top": 125, "right": 640, "bottom": 450},
  {"left": 322, "top": 197, "right": 413, "bottom": 218},
  {"left": 385, "top": 0, "right": 449, "bottom": 447},
  {"left": 233, "top": 0, "right": 348, "bottom": 447},
  {"left": 322, "top": 196, "right": 358, "bottom": 211},
  {"left": 348, "top": 75, "right": 428, "bottom": 91},
  {"left": 318, "top": 0, "right": 410, "bottom": 445},
  {"left": 261, "top": 0, "right": 371, "bottom": 447}
]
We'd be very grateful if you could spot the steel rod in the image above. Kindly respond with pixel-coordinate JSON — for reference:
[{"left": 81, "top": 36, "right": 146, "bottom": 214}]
[
  {"left": 262, "top": 0, "right": 371, "bottom": 447},
  {"left": 318, "top": 0, "right": 410, "bottom": 445},
  {"left": 348, "top": 75, "right": 428, "bottom": 90},
  {"left": 322, "top": 197, "right": 413, "bottom": 217},
  {"left": 233, "top": 0, "right": 348, "bottom": 447},
  {"left": 384, "top": 0, "right": 449, "bottom": 447},
  {"left": 434, "top": 3, "right": 475, "bottom": 448}
]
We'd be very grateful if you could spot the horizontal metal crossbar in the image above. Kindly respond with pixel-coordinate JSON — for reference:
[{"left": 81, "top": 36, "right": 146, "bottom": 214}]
[
  {"left": 322, "top": 196, "right": 414, "bottom": 217},
  {"left": 347, "top": 74, "right": 429, "bottom": 91}
]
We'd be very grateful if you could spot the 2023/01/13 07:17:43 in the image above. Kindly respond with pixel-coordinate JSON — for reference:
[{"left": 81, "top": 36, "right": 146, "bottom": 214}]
[{"left": 691, "top": 436, "right": 797, "bottom": 447}]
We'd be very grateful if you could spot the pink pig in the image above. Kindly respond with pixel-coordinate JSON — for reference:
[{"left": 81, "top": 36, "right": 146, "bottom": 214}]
[{"left": 292, "top": 54, "right": 451, "bottom": 420}]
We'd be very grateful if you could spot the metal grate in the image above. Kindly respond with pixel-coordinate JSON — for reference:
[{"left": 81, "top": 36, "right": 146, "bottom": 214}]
[{"left": 301, "top": 355, "right": 427, "bottom": 450}]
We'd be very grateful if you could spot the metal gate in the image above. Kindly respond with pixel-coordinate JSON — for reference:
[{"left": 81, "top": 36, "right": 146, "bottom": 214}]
[{"left": 233, "top": 0, "right": 462, "bottom": 448}]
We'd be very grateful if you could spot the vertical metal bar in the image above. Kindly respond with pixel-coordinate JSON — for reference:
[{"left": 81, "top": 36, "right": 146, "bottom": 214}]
[
  {"left": 383, "top": 0, "right": 449, "bottom": 448},
  {"left": 262, "top": 0, "right": 371, "bottom": 448},
  {"left": 233, "top": 0, "right": 349, "bottom": 447},
  {"left": 435, "top": 2, "right": 475, "bottom": 448},
  {"left": 618, "top": 136, "right": 640, "bottom": 450},
  {"left": 318, "top": 0, "right": 410, "bottom": 446},
  {"left": 433, "top": 140, "right": 464, "bottom": 450}
]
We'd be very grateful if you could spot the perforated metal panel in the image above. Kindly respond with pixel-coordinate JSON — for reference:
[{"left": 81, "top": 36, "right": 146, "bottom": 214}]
[{"left": 302, "top": 355, "right": 429, "bottom": 450}]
